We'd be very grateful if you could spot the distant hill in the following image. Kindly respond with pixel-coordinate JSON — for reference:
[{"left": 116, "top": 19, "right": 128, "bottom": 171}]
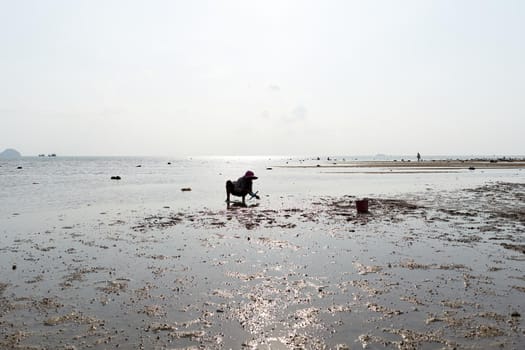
[{"left": 0, "top": 148, "right": 22, "bottom": 159}]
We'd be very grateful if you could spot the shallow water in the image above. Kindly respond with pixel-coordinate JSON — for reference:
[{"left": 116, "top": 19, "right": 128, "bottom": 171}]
[{"left": 1, "top": 156, "right": 523, "bottom": 215}]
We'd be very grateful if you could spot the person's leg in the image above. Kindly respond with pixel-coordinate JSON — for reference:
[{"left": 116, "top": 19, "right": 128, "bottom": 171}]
[{"left": 226, "top": 181, "right": 234, "bottom": 202}]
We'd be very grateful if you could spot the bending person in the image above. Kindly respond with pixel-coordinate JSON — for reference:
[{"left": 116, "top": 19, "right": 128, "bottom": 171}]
[{"left": 226, "top": 170, "right": 260, "bottom": 206}]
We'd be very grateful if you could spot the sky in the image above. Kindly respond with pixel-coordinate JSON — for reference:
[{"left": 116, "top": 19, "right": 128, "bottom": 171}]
[{"left": 1, "top": 0, "right": 524, "bottom": 157}]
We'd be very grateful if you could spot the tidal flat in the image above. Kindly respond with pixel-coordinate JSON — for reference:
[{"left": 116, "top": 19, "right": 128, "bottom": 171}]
[
  {"left": 0, "top": 154, "right": 525, "bottom": 349},
  {"left": 1, "top": 179, "right": 524, "bottom": 349}
]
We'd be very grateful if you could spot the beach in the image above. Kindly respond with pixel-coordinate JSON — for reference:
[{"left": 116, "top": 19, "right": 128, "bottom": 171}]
[{"left": 1, "top": 157, "right": 524, "bottom": 349}]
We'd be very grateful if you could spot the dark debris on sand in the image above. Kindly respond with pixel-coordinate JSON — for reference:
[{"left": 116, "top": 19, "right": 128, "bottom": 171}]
[{"left": 132, "top": 196, "right": 426, "bottom": 233}]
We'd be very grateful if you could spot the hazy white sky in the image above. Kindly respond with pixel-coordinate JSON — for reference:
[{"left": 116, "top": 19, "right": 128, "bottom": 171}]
[{"left": 1, "top": 0, "right": 524, "bottom": 156}]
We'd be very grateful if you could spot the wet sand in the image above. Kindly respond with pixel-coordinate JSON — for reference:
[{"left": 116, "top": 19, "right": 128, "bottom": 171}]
[{"left": 1, "top": 181, "right": 524, "bottom": 349}]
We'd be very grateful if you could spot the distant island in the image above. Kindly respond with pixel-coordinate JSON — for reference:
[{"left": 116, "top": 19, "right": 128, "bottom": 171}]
[{"left": 0, "top": 148, "right": 22, "bottom": 159}]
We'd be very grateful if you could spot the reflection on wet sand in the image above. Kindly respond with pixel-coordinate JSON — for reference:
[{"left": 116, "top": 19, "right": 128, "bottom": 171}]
[{"left": 0, "top": 182, "right": 524, "bottom": 349}]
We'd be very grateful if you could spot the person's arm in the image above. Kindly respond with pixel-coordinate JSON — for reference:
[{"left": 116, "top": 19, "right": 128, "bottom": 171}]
[{"left": 245, "top": 179, "right": 260, "bottom": 199}]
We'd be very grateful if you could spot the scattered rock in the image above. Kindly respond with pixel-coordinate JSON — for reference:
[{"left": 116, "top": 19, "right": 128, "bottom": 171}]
[
  {"left": 110, "top": 176, "right": 121, "bottom": 180},
  {"left": 181, "top": 188, "right": 192, "bottom": 192}
]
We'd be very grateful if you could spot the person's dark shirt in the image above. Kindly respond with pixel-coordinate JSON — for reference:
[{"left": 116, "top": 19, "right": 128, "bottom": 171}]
[{"left": 233, "top": 176, "right": 255, "bottom": 196}]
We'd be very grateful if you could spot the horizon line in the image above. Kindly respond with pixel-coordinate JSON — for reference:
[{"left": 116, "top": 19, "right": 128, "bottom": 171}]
[{"left": 7, "top": 153, "right": 525, "bottom": 159}]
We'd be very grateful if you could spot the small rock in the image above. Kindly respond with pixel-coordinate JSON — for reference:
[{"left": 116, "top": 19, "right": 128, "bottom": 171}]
[
  {"left": 12, "top": 264, "right": 17, "bottom": 270},
  {"left": 181, "top": 188, "right": 191, "bottom": 192},
  {"left": 111, "top": 176, "right": 121, "bottom": 180},
  {"left": 511, "top": 311, "right": 521, "bottom": 318}
]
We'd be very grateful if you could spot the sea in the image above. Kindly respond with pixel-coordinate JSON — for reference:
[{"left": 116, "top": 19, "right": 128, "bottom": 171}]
[{"left": 1, "top": 155, "right": 524, "bottom": 217}]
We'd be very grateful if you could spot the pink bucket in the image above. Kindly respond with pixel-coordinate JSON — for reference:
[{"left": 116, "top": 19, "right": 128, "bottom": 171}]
[{"left": 355, "top": 199, "right": 369, "bottom": 213}]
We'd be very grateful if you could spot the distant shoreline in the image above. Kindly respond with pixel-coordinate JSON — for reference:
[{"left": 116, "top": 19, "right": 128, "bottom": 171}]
[{"left": 277, "top": 159, "right": 525, "bottom": 169}]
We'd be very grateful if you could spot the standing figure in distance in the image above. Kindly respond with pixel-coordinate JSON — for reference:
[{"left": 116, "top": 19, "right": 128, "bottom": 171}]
[
  {"left": 417, "top": 152, "right": 421, "bottom": 162},
  {"left": 226, "top": 170, "right": 260, "bottom": 206}
]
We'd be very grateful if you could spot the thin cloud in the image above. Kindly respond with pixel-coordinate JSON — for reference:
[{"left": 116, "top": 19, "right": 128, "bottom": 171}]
[
  {"left": 292, "top": 106, "right": 307, "bottom": 120},
  {"left": 260, "top": 110, "right": 270, "bottom": 119},
  {"left": 282, "top": 105, "right": 307, "bottom": 123}
]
